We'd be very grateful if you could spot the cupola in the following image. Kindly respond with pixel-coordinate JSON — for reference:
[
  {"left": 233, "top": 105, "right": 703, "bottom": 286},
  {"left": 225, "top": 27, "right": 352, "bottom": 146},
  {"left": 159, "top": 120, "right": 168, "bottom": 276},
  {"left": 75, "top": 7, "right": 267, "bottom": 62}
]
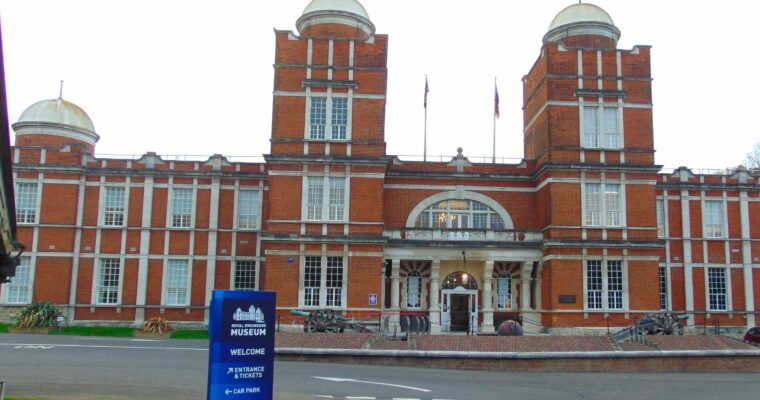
[
  {"left": 12, "top": 97, "right": 99, "bottom": 153},
  {"left": 544, "top": 3, "right": 620, "bottom": 48},
  {"left": 296, "top": 0, "right": 375, "bottom": 39}
]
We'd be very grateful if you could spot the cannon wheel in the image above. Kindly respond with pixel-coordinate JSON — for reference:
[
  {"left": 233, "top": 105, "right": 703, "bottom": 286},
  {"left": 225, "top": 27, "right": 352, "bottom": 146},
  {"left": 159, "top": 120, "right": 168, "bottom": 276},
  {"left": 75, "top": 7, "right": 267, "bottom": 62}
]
[{"left": 302, "top": 310, "right": 344, "bottom": 333}]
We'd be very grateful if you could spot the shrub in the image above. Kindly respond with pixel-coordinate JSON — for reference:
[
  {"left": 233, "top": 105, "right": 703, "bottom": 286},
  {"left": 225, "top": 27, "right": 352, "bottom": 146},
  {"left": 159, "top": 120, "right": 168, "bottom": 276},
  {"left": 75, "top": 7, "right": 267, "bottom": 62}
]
[
  {"left": 15, "top": 302, "right": 62, "bottom": 328},
  {"left": 142, "top": 317, "right": 173, "bottom": 334}
]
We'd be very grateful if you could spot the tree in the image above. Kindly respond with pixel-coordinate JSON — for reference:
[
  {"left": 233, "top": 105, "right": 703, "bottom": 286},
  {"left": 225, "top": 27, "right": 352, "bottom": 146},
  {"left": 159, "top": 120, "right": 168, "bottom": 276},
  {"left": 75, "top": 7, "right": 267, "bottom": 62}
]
[{"left": 743, "top": 142, "right": 760, "bottom": 169}]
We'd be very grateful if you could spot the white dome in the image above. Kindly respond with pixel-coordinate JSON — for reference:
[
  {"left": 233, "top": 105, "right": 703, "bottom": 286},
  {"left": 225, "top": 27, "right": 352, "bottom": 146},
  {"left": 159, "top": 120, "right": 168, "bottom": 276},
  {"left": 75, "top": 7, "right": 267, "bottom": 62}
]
[
  {"left": 16, "top": 98, "right": 95, "bottom": 134},
  {"left": 548, "top": 3, "right": 615, "bottom": 31},
  {"left": 302, "top": 0, "right": 370, "bottom": 21}
]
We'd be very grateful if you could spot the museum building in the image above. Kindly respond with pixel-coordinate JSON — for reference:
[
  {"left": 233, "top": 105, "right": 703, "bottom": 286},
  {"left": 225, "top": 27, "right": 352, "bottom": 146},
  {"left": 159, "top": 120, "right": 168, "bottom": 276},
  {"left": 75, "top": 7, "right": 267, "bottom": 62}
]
[{"left": 2, "top": 0, "right": 758, "bottom": 334}]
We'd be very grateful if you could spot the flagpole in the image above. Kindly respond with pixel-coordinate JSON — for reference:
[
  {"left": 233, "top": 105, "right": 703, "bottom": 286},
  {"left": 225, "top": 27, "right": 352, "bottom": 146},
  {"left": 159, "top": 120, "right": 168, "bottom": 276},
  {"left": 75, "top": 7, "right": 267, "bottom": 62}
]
[
  {"left": 493, "top": 77, "right": 497, "bottom": 164},
  {"left": 424, "top": 75, "right": 428, "bottom": 162}
]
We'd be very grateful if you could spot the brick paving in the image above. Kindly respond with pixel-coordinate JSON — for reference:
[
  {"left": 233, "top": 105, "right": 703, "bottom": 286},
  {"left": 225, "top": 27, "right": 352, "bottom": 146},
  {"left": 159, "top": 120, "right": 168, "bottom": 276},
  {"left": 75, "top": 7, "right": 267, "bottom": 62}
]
[{"left": 647, "top": 335, "right": 757, "bottom": 351}]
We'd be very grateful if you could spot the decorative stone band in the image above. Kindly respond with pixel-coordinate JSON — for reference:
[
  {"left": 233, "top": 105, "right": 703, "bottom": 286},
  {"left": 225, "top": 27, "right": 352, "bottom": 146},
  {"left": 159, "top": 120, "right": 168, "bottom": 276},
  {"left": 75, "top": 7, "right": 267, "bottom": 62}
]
[{"left": 543, "top": 21, "right": 621, "bottom": 44}]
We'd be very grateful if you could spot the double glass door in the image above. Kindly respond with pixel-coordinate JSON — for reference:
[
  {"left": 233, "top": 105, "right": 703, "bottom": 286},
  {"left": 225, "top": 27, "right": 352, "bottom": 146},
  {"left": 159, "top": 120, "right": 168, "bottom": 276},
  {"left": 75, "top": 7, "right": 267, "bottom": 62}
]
[{"left": 441, "top": 289, "right": 478, "bottom": 333}]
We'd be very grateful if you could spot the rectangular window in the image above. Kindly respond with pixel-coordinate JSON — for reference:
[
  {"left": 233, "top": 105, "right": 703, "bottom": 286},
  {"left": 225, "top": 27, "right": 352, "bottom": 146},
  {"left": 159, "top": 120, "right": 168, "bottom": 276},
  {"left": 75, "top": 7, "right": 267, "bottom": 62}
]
[
  {"left": 171, "top": 188, "right": 193, "bottom": 228},
  {"left": 583, "top": 107, "right": 599, "bottom": 148},
  {"left": 407, "top": 274, "right": 421, "bottom": 308},
  {"left": 603, "top": 107, "right": 619, "bottom": 148},
  {"left": 237, "top": 190, "right": 259, "bottom": 229},
  {"left": 472, "top": 214, "right": 488, "bottom": 229},
  {"left": 586, "top": 260, "right": 603, "bottom": 310},
  {"left": 309, "top": 97, "right": 327, "bottom": 139},
  {"left": 604, "top": 184, "right": 621, "bottom": 227},
  {"left": 304, "top": 256, "right": 321, "bottom": 307},
  {"left": 707, "top": 267, "right": 727, "bottom": 311},
  {"left": 328, "top": 178, "right": 345, "bottom": 221},
  {"left": 306, "top": 177, "right": 324, "bottom": 220},
  {"left": 103, "top": 187, "right": 125, "bottom": 226},
  {"left": 97, "top": 258, "right": 120, "bottom": 304},
  {"left": 704, "top": 200, "right": 723, "bottom": 238},
  {"left": 234, "top": 260, "right": 256, "bottom": 290},
  {"left": 331, "top": 98, "right": 348, "bottom": 140},
  {"left": 656, "top": 199, "right": 665, "bottom": 238},
  {"left": 659, "top": 266, "right": 668, "bottom": 310},
  {"left": 165, "top": 259, "right": 189, "bottom": 306},
  {"left": 607, "top": 261, "right": 623, "bottom": 310},
  {"left": 326, "top": 257, "right": 343, "bottom": 308},
  {"left": 15, "top": 182, "right": 38, "bottom": 224},
  {"left": 5, "top": 256, "right": 31, "bottom": 304},
  {"left": 585, "top": 183, "right": 601, "bottom": 226},
  {"left": 497, "top": 275, "right": 512, "bottom": 309}
]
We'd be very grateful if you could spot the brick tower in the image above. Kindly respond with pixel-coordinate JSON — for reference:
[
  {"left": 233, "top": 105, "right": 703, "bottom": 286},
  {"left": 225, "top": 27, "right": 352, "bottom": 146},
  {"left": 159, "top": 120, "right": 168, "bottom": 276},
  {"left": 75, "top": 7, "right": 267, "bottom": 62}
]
[
  {"left": 522, "top": 3, "right": 662, "bottom": 328},
  {"left": 262, "top": 0, "right": 389, "bottom": 316}
]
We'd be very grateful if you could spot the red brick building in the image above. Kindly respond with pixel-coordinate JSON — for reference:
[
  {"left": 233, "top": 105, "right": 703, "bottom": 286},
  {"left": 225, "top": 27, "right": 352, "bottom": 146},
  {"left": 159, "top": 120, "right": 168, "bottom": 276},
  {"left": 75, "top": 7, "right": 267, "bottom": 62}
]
[{"left": 2, "top": 1, "right": 758, "bottom": 333}]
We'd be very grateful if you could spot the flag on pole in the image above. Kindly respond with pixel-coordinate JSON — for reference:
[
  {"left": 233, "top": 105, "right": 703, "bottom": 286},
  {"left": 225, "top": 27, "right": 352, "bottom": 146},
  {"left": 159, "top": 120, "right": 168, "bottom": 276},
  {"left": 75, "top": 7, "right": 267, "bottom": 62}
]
[
  {"left": 424, "top": 76, "right": 429, "bottom": 108},
  {"left": 494, "top": 83, "right": 500, "bottom": 118}
]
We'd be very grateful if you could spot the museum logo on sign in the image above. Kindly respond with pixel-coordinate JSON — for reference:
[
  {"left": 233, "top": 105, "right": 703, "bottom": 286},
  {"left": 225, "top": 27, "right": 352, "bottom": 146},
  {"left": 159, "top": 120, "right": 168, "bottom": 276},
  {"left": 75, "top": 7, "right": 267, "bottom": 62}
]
[{"left": 230, "top": 305, "right": 267, "bottom": 336}]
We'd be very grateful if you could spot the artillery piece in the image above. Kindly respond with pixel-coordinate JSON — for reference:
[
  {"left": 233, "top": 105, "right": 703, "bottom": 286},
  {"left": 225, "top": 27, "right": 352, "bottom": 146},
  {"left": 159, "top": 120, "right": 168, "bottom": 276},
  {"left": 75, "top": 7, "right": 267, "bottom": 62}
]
[
  {"left": 611, "top": 312, "right": 689, "bottom": 342},
  {"left": 290, "top": 309, "right": 373, "bottom": 333}
]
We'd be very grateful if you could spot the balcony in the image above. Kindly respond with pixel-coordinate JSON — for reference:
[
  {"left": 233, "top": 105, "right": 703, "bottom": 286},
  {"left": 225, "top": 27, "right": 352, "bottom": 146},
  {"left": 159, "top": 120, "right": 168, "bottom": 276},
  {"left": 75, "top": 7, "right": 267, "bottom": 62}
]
[{"left": 384, "top": 228, "right": 543, "bottom": 243}]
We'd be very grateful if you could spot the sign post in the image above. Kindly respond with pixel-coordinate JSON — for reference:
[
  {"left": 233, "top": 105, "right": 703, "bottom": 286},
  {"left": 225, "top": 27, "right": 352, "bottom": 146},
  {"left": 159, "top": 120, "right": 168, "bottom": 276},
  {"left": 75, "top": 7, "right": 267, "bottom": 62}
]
[{"left": 207, "top": 290, "right": 276, "bottom": 400}]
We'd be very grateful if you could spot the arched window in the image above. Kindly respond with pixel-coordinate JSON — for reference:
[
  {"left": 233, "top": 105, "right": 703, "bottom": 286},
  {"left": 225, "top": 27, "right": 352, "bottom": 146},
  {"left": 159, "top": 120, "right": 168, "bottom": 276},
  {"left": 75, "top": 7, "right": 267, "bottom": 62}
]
[
  {"left": 413, "top": 199, "right": 505, "bottom": 230},
  {"left": 497, "top": 272, "right": 512, "bottom": 309},
  {"left": 406, "top": 271, "right": 422, "bottom": 308}
]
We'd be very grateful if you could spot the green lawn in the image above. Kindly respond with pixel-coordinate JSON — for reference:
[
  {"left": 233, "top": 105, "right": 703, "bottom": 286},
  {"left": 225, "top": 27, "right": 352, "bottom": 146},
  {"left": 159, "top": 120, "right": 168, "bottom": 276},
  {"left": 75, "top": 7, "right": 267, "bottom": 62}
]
[
  {"left": 48, "top": 326, "right": 135, "bottom": 337},
  {"left": 170, "top": 329, "right": 209, "bottom": 340},
  {"left": 0, "top": 323, "right": 9, "bottom": 333}
]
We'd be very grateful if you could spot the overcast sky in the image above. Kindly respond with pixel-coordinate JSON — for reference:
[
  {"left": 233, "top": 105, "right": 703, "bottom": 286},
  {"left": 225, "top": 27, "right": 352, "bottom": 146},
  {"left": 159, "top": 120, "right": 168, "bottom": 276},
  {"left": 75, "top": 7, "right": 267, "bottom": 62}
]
[{"left": 1, "top": 0, "right": 757, "bottom": 170}]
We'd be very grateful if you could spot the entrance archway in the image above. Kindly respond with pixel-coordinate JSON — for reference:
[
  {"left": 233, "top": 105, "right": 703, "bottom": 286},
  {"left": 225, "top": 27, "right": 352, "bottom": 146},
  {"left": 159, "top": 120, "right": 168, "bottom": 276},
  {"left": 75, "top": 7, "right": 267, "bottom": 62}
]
[{"left": 441, "top": 271, "right": 478, "bottom": 333}]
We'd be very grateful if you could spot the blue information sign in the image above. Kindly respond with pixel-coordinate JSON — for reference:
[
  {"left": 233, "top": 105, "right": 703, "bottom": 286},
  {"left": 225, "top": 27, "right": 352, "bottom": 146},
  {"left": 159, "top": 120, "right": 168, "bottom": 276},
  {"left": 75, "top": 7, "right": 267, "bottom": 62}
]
[{"left": 207, "top": 290, "right": 276, "bottom": 400}]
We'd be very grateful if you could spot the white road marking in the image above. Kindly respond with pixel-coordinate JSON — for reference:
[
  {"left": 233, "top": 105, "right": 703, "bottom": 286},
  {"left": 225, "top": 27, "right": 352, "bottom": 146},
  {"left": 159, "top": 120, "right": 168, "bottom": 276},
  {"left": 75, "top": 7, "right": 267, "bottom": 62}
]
[
  {"left": 13, "top": 345, "right": 54, "bottom": 349},
  {"left": 312, "top": 396, "right": 334, "bottom": 399},
  {"left": 313, "top": 377, "right": 431, "bottom": 393},
  {"left": 346, "top": 397, "right": 375, "bottom": 399},
  {"left": 0, "top": 342, "right": 204, "bottom": 351}
]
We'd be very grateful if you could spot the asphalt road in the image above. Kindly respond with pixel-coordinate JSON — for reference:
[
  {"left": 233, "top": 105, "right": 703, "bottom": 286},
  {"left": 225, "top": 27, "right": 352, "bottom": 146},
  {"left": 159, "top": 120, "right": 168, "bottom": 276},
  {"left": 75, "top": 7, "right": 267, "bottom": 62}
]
[{"left": 1, "top": 333, "right": 759, "bottom": 400}]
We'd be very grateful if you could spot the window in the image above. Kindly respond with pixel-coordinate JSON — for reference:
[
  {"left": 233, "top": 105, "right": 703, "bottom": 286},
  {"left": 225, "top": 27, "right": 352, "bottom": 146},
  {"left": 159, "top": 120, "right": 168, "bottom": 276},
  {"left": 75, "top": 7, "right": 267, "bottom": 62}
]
[
  {"left": 586, "top": 260, "right": 624, "bottom": 310},
  {"left": 305, "top": 176, "right": 346, "bottom": 222},
  {"left": 406, "top": 271, "right": 422, "bottom": 308},
  {"left": 97, "top": 258, "right": 120, "bottom": 304},
  {"left": 103, "top": 187, "right": 125, "bottom": 226},
  {"left": 585, "top": 183, "right": 623, "bottom": 227},
  {"left": 5, "top": 256, "right": 31, "bottom": 303},
  {"left": 496, "top": 272, "right": 512, "bottom": 309},
  {"left": 15, "top": 183, "right": 38, "bottom": 224},
  {"left": 704, "top": 200, "right": 723, "bottom": 238},
  {"left": 707, "top": 267, "right": 727, "bottom": 311},
  {"left": 656, "top": 199, "right": 665, "bottom": 238},
  {"left": 414, "top": 200, "right": 505, "bottom": 229},
  {"left": 582, "top": 106, "right": 620, "bottom": 149},
  {"left": 302, "top": 255, "right": 345, "bottom": 308},
  {"left": 165, "top": 259, "right": 189, "bottom": 306},
  {"left": 309, "top": 96, "right": 350, "bottom": 141},
  {"left": 659, "top": 266, "right": 668, "bottom": 310},
  {"left": 237, "top": 190, "right": 259, "bottom": 229},
  {"left": 234, "top": 260, "right": 256, "bottom": 290},
  {"left": 171, "top": 188, "right": 193, "bottom": 228}
]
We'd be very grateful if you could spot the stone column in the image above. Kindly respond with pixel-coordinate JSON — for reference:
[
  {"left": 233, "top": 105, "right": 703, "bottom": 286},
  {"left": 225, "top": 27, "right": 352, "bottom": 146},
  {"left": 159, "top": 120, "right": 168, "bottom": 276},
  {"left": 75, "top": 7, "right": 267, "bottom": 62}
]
[
  {"left": 534, "top": 262, "right": 544, "bottom": 312},
  {"left": 388, "top": 259, "right": 401, "bottom": 332},
  {"left": 519, "top": 262, "right": 532, "bottom": 312},
  {"left": 739, "top": 190, "right": 755, "bottom": 327},
  {"left": 429, "top": 259, "right": 441, "bottom": 333},
  {"left": 481, "top": 260, "right": 495, "bottom": 333}
]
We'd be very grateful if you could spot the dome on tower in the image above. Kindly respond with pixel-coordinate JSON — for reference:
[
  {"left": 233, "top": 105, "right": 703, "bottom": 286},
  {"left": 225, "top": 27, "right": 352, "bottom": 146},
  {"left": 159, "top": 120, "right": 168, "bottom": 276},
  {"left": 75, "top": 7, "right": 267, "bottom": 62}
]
[
  {"left": 544, "top": 3, "right": 620, "bottom": 45},
  {"left": 297, "top": 0, "right": 375, "bottom": 38},
  {"left": 12, "top": 97, "right": 100, "bottom": 152}
]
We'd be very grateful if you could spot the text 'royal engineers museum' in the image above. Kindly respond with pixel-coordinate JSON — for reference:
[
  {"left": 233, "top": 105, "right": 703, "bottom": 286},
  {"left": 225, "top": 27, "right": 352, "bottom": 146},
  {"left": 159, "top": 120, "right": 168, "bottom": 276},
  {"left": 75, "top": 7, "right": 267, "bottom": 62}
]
[{"left": 2, "top": 0, "right": 759, "bottom": 334}]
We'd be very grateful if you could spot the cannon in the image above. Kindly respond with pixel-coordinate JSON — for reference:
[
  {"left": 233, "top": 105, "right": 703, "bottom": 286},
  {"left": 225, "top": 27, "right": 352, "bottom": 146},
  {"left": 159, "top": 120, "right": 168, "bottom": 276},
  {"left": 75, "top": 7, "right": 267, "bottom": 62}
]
[
  {"left": 611, "top": 312, "right": 689, "bottom": 342},
  {"left": 291, "top": 309, "right": 374, "bottom": 333}
]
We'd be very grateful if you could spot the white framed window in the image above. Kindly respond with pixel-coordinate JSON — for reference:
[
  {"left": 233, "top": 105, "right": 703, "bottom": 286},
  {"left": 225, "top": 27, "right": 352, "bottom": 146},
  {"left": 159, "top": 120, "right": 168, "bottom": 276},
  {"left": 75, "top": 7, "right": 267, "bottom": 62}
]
[
  {"left": 308, "top": 96, "right": 351, "bottom": 141},
  {"left": 170, "top": 188, "right": 193, "bottom": 228},
  {"left": 582, "top": 105, "right": 621, "bottom": 149},
  {"left": 96, "top": 258, "right": 121, "bottom": 305},
  {"left": 102, "top": 187, "right": 126, "bottom": 227},
  {"left": 4, "top": 256, "right": 32, "bottom": 304},
  {"left": 703, "top": 200, "right": 724, "bottom": 238},
  {"left": 414, "top": 199, "right": 506, "bottom": 229},
  {"left": 496, "top": 272, "right": 513, "bottom": 309},
  {"left": 659, "top": 266, "right": 668, "bottom": 310},
  {"left": 237, "top": 190, "right": 259, "bottom": 230},
  {"left": 584, "top": 182, "right": 623, "bottom": 227},
  {"left": 406, "top": 271, "right": 422, "bottom": 308},
  {"left": 234, "top": 260, "right": 256, "bottom": 290},
  {"left": 586, "top": 260, "right": 625, "bottom": 310},
  {"left": 656, "top": 199, "right": 665, "bottom": 238},
  {"left": 165, "top": 259, "right": 189, "bottom": 306},
  {"left": 707, "top": 267, "right": 727, "bottom": 311},
  {"left": 304, "top": 176, "right": 347, "bottom": 222},
  {"left": 301, "top": 255, "right": 345, "bottom": 308},
  {"left": 15, "top": 182, "right": 38, "bottom": 224}
]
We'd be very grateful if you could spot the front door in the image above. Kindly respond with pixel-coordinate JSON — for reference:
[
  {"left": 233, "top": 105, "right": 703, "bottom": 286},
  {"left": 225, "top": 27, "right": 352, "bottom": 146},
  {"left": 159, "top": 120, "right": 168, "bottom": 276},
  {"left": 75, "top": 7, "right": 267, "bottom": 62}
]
[
  {"left": 441, "top": 287, "right": 479, "bottom": 333},
  {"left": 450, "top": 294, "right": 469, "bottom": 331}
]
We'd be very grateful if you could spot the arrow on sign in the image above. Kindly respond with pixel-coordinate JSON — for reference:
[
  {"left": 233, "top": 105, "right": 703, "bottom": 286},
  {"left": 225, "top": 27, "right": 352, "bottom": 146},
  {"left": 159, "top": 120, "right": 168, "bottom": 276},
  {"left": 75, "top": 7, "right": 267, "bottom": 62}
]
[
  {"left": 313, "top": 376, "right": 431, "bottom": 393},
  {"left": 225, "top": 389, "right": 232, "bottom": 395}
]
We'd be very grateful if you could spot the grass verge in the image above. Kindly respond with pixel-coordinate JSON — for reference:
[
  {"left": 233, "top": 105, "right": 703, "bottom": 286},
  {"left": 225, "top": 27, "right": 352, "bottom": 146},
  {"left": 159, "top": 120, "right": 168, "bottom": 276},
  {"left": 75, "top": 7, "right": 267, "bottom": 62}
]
[
  {"left": 0, "top": 323, "right": 9, "bottom": 333},
  {"left": 170, "top": 329, "right": 209, "bottom": 340},
  {"left": 48, "top": 326, "right": 135, "bottom": 337}
]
